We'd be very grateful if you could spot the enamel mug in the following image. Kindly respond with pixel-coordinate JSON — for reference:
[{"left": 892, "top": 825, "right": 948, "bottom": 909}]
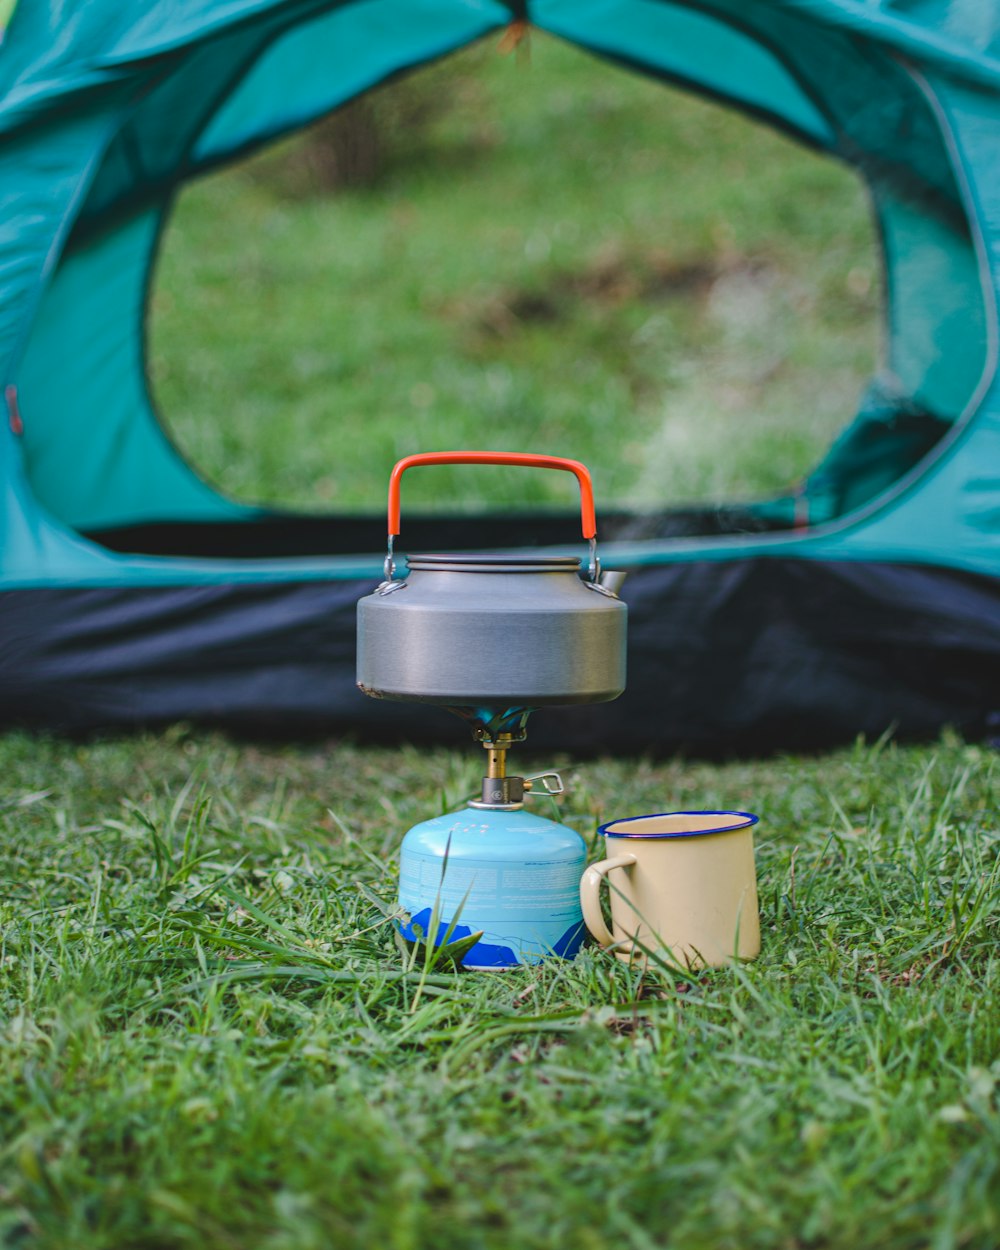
[{"left": 580, "top": 811, "right": 760, "bottom": 968}]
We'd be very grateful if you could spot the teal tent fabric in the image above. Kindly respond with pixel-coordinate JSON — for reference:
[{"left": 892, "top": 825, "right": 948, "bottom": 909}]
[{"left": 0, "top": 0, "right": 997, "bottom": 587}]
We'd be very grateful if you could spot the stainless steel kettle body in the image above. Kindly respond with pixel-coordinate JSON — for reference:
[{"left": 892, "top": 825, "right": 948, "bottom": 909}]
[
  {"left": 358, "top": 552, "right": 626, "bottom": 706},
  {"left": 355, "top": 452, "right": 627, "bottom": 710}
]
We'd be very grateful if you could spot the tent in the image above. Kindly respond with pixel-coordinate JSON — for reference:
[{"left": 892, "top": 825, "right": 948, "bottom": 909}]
[{"left": 1, "top": 0, "right": 998, "bottom": 754}]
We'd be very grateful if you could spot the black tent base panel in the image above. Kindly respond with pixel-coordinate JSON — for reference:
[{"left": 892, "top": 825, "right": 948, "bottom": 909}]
[{"left": 2, "top": 557, "right": 999, "bottom": 758}]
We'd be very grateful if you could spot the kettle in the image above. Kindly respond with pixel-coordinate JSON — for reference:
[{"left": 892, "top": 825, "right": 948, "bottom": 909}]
[{"left": 356, "top": 451, "right": 627, "bottom": 717}]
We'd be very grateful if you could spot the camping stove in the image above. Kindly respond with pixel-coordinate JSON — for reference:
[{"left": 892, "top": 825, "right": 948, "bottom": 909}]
[
  {"left": 356, "top": 452, "right": 627, "bottom": 969},
  {"left": 393, "top": 707, "right": 592, "bottom": 968}
]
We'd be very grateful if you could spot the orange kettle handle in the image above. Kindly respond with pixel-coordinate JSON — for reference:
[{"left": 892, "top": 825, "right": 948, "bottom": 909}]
[{"left": 387, "top": 451, "right": 597, "bottom": 540}]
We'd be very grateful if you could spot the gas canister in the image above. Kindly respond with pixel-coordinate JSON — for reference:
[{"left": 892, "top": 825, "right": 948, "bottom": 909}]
[{"left": 398, "top": 798, "right": 586, "bottom": 969}]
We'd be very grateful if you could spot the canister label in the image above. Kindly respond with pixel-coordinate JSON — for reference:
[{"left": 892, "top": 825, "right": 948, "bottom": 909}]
[{"left": 398, "top": 849, "right": 585, "bottom": 967}]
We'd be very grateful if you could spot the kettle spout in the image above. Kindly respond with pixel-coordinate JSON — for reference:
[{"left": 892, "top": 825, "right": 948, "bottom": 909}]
[{"left": 598, "top": 569, "right": 628, "bottom": 595}]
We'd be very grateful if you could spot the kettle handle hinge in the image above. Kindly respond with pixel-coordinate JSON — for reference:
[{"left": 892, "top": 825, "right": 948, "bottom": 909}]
[{"left": 587, "top": 536, "right": 600, "bottom": 583}]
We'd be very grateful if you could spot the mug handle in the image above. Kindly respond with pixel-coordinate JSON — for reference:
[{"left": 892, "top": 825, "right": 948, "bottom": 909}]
[{"left": 580, "top": 853, "right": 637, "bottom": 950}]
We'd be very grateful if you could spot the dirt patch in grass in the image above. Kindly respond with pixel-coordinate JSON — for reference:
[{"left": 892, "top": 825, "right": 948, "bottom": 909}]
[{"left": 452, "top": 249, "right": 760, "bottom": 341}]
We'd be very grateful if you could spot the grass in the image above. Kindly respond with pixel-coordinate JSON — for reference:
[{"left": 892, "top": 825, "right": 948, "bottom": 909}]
[
  {"left": 0, "top": 731, "right": 997, "bottom": 1248},
  {"left": 151, "top": 34, "right": 877, "bottom": 514},
  {"left": 4, "top": 32, "right": 997, "bottom": 1250}
]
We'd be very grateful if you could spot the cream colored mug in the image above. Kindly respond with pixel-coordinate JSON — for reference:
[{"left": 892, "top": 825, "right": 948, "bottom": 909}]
[{"left": 580, "top": 811, "right": 760, "bottom": 968}]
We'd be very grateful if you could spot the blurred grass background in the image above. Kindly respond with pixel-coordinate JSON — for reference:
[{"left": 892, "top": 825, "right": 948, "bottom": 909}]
[{"left": 151, "top": 33, "right": 877, "bottom": 514}]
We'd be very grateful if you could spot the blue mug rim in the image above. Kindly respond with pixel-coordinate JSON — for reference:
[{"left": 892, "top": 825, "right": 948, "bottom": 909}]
[{"left": 599, "top": 810, "right": 760, "bottom": 840}]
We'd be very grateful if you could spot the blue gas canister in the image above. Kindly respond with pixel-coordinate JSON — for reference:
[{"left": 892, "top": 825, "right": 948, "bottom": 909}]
[{"left": 398, "top": 781, "right": 586, "bottom": 970}]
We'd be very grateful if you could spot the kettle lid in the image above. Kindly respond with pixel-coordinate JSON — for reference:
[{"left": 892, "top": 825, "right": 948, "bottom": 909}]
[{"left": 406, "top": 553, "right": 582, "bottom": 573}]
